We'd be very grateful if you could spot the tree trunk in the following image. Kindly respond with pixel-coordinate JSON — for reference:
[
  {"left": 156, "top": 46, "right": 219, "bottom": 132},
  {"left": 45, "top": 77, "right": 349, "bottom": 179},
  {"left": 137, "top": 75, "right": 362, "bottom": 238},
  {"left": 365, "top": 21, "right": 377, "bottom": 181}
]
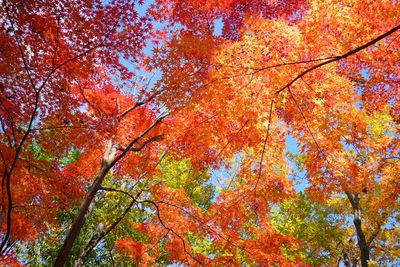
[
  {"left": 345, "top": 192, "right": 370, "bottom": 267},
  {"left": 54, "top": 141, "right": 116, "bottom": 266}
]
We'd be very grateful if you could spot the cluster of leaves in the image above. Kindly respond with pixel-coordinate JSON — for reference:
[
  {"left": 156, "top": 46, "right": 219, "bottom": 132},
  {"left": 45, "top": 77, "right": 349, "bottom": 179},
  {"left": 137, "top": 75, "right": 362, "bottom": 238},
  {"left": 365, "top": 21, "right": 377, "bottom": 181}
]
[{"left": 13, "top": 153, "right": 216, "bottom": 266}]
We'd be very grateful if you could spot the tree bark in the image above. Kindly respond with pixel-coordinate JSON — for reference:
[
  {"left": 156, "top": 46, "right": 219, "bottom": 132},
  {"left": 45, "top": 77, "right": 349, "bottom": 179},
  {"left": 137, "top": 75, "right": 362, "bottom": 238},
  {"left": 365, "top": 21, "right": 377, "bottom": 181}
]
[
  {"left": 54, "top": 141, "right": 116, "bottom": 266},
  {"left": 345, "top": 192, "right": 370, "bottom": 267}
]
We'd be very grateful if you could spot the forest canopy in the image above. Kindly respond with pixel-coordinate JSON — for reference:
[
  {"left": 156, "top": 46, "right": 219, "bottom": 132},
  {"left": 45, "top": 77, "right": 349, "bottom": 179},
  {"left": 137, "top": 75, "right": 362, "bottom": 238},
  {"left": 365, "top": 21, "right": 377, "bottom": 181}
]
[{"left": 0, "top": 0, "right": 399, "bottom": 266}]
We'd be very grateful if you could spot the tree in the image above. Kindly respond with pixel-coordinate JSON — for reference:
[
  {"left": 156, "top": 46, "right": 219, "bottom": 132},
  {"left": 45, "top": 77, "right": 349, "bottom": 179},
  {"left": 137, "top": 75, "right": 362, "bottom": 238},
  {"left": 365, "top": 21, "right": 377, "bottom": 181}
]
[
  {"left": 1, "top": 0, "right": 400, "bottom": 266},
  {"left": 1, "top": 0, "right": 301, "bottom": 265},
  {"left": 152, "top": 0, "right": 400, "bottom": 265},
  {"left": 0, "top": 0, "right": 162, "bottom": 265},
  {"left": 270, "top": 192, "right": 346, "bottom": 266}
]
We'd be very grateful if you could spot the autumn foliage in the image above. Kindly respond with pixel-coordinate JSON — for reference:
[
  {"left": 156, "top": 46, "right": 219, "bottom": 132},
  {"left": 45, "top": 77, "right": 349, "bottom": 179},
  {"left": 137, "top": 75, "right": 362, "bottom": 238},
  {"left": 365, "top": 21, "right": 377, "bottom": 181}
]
[{"left": 0, "top": 0, "right": 399, "bottom": 266}]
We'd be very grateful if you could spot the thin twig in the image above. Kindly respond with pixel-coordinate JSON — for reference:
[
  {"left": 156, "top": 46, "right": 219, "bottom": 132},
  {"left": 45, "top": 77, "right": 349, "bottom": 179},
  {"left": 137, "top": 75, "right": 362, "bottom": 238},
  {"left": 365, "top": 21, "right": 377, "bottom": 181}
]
[
  {"left": 143, "top": 200, "right": 203, "bottom": 266},
  {"left": 255, "top": 99, "right": 274, "bottom": 192},
  {"left": 275, "top": 23, "right": 400, "bottom": 95}
]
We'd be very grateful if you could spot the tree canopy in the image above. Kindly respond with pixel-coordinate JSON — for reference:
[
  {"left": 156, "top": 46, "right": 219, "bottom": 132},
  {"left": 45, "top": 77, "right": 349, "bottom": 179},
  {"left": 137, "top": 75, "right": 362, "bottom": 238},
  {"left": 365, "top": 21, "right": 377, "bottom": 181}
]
[{"left": 0, "top": 0, "right": 399, "bottom": 266}]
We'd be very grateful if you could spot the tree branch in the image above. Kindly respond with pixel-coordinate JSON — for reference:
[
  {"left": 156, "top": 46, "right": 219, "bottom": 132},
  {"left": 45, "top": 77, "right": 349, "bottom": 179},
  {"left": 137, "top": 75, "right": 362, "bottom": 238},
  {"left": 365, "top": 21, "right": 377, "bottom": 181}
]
[
  {"left": 255, "top": 99, "right": 274, "bottom": 192},
  {"left": 142, "top": 200, "right": 203, "bottom": 266},
  {"left": 119, "top": 88, "right": 166, "bottom": 119},
  {"left": 0, "top": 3, "right": 42, "bottom": 251},
  {"left": 275, "top": 23, "right": 400, "bottom": 95},
  {"left": 74, "top": 197, "right": 136, "bottom": 267},
  {"left": 0, "top": 4, "right": 125, "bottom": 255},
  {"left": 150, "top": 200, "right": 253, "bottom": 257},
  {"left": 110, "top": 113, "right": 168, "bottom": 166},
  {"left": 73, "top": 150, "right": 167, "bottom": 266},
  {"left": 118, "top": 135, "right": 163, "bottom": 152}
]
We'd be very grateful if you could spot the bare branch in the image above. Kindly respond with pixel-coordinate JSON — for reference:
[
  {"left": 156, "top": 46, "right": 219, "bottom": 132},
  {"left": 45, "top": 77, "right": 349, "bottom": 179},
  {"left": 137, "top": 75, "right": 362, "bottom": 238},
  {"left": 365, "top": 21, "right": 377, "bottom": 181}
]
[
  {"left": 31, "top": 125, "right": 88, "bottom": 132},
  {"left": 199, "top": 55, "right": 339, "bottom": 72},
  {"left": 143, "top": 200, "right": 203, "bottom": 266},
  {"left": 74, "top": 197, "right": 136, "bottom": 267},
  {"left": 111, "top": 113, "right": 168, "bottom": 166},
  {"left": 4, "top": 3, "right": 36, "bottom": 91},
  {"left": 367, "top": 228, "right": 380, "bottom": 247},
  {"left": 275, "top": 23, "right": 400, "bottom": 95},
  {"left": 119, "top": 88, "right": 166, "bottom": 119},
  {"left": 255, "top": 99, "right": 274, "bottom": 192},
  {"left": 118, "top": 135, "right": 163, "bottom": 152},
  {"left": 99, "top": 186, "right": 136, "bottom": 200},
  {"left": 150, "top": 200, "right": 252, "bottom": 256}
]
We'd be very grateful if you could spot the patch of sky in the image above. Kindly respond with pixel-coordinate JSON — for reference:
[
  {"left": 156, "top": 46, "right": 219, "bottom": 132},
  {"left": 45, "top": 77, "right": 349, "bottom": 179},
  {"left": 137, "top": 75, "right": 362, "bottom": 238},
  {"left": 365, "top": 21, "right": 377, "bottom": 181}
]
[
  {"left": 207, "top": 151, "right": 270, "bottom": 207},
  {"left": 112, "top": 0, "right": 168, "bottom": 113},
  {"left": 360, "top": 68, "right": 370, "bottom": 80},
  {"left": 135, "top": 0, "right": 153, "bottom": 17},
  {"left": 353, "top": 68, "right": 370, "bottom": 110},
  {"left": 208, "top": 153, "right": 243, "bottom": 198},
  {"left": 118, "top": 56, "right": 162, "bottom": 101},
  {"left": 213, "top": 18, "right": 223, "bottom": 36},
  {"left": 285, "top": 134, "right": 309, "bottom": 192},
  {"left": 206, "top": 133, "right": 310, "bottom": 201}
]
